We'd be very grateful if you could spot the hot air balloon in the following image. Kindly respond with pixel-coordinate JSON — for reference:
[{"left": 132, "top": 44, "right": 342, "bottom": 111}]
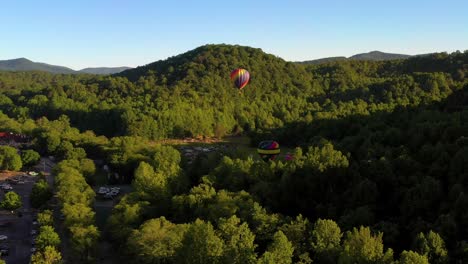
[
  {"left": 257, "top": 140, "right": 280, "bottom": 162},
  {"left": 230, "top": 68, "right": 250, "bottom": 90}
]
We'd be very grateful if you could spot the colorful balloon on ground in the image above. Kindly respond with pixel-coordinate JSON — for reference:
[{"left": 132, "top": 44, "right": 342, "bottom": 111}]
[
  {"left": 257, "top": 140, "right": 280, "bottom": 161},
  {"left": 230, "top": 68, "right": 250, "bottom": 90}
]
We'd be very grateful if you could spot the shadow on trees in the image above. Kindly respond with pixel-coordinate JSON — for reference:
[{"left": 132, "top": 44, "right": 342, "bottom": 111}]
[{"left": 248, "top": 84, "right": 468, "bottom": 252}]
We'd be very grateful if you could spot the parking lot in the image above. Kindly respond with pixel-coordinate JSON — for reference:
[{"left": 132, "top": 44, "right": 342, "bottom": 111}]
[{"left": 0, "top": 173, "right": 38, "bottom": 264}]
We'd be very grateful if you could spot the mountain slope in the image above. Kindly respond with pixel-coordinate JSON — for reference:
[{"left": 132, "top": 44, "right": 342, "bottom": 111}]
[
  {"left": 296, "top": 56, "right": 347, "bottom": 65},
  {"left": 298, "top": 51, "right": 411, "bottom": 64},
  {"left": 0, "top": 58, "right": 131, "bottom": 74},
  {"left": 350, "top": 50, "right": 411, "bottom": 60},
  {"left": 78, "top": 67, "right": 132, "bottom": 74},
  {"left": 0, "top": 58, "right": 76, "bottom": 74}
]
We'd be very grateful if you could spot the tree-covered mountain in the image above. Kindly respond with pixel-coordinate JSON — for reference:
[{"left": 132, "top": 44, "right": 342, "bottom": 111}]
[
  {"left": 350, "top": 50, "right": 411, "bottom": 60},
  {"left": 0, "top": 44, "right": 467, "bottom": 263},
  {"left": 0, "top": 58, "right": 76, "bottom": 74},
  {"left": 0, "top": 58, "right": 131, "bottom": 74},
  {"left": 298, "top": 50, "right": 412, "bottom": 64},
  {"left": 78, "top": 67, "right": 132, "bottom": 75}
]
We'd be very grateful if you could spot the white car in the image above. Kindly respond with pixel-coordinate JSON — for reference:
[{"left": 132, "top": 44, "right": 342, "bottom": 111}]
[
  {"left": 30, "top": 247, "right": 36, "bottom": 253},
  {"left": 98, "top": 187, "right": 110, "bottom": 194},
  {"left": 0, "top": 235, "right": 7, "bottom": 241},
  {"left": 30, "top": 230, "right": 37, "bottom": 235},
  {"left": 2, "top": 185, "right": 12, "bottom": 190}
]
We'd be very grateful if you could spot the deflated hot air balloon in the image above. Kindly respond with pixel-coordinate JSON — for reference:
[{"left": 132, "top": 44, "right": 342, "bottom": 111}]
[
  {"left": 230, "top": 68, "right": 250, "bottom": 90},
  {"left": 257, "top": 140, "right": 280, "bottom": 162}
]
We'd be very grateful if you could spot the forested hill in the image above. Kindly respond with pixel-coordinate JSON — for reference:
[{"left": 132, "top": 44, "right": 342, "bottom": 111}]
[
  {"left": 0, "top": 58, "right": 131, "bottom": 74},
  {"left": 78, "top": 67, "right": 132, "bottom": 75},
  {"left": 296, "top": 51, "right": 411, "bottom": 64},
  {"left": 1, "top": 45, "right": 467, "bottom": 140},
  {"left": 0, "top": 58, "right": 76, "bottom": 74},
  {"left": 0, "top": 44, "right": 468, "bottom": 263}
]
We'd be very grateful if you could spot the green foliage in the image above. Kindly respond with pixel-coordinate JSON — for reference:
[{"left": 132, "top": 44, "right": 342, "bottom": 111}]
[
  {"left": 1, "top": 191, "right": 22, "bottom": 210},
  {"left": 38, "top": 210, "right": 54, "bottom": 226},
  {"left": 311, "top": 219, "right": 342, "bottom": 263},
  {"left": 127, "top": 217, "right": 188, "bottom": 264},
  {"left": 0, "top": 45, "right": 467, "bottom": 262},
  {"left": 413, "top": 231, "right": 448, "bottom": 264},
  {"left": 218, "top": 216, "right": 257, "bottom": 264},
  {"left": 399, "top": 250, "right": 429, "bottom": 264},
  {"left": 107, "top": 192, "right": 150, "bottom": 244},
  {"left": 258, "top": 231, "right": 294, "bottom": 264},
  {"left": 35, "top": 225, "right": 61, "bottom": 251},
  {"left": 30, "top": 245, "right": 62, "bottom": 264},
  {"left": 339, "top": 226, "right": 393, "bottom": 264},
  {"left": 0, "top": 145, "right": 22, "bottom": 171},
  {"left": 303, "top": 143, "right": 349, "bottom": 172},
  {"left": 133, "top": 161, "right": 170, "bottom": 201},
  {"left": 21, "top": 149, "right": 41, "bottom": 167},
  {"left": 175, "top": 219, "right": 224, "bottom": 264},
  {"left": 53, "top": 159, "right": 99, "bottom": 262},
  {"left": 69, "top": 224, "right": 100, "bottom": 260},
  {"left": 279, "top": 215, "right": 310, "bottom": 261},
  {"left": 31, "top": 180, "right": 52, "bottom": 208},
  {"left": 62, "top": 203, "right": 95, "bottom": 227}
]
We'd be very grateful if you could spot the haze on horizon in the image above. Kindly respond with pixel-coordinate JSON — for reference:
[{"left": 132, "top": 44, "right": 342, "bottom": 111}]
[{"left": 1, "top": 0, "right": 467, "bottom": 70}]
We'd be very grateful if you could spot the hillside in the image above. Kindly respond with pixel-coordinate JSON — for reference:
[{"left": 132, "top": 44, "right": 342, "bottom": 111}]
[
  {"left": 78, "top": 66, "right": 132, "bottom": 74},
  {"left": 0, "top": 44, "right": 467, "bottom": 263},
  {"left": 0, "top": 58, "right": 131, "bottom": 74},
  {"left": 350, "top": 50, "right": 411, "bottom": 60},
  {"left": 298, "top": 50, "right": 411, "bottom": 64},
  {"left": 0, "top": 58, "right": 76, "bottom": 74}
]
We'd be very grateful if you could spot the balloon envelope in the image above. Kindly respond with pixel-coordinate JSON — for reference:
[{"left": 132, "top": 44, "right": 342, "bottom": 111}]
[
  {"left": 230, "top": 68, "right": 250, "bottom": 90},
  {"left": 257, "top": 140, "right": 280, "bottom": 161}
]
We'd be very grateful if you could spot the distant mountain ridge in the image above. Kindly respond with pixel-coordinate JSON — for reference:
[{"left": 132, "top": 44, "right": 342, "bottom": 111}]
[
  {"left": 298, "top": 51, "right": 412, "bottom": 64},
  {"left": 0, "top": 58, "right": 76, "bottom": 74},
  {"left": 79, "top": 67, "right": 132, "bottom": 75},
  {"left": 0, "top": 58, "right": 131, "bottom": 74}
]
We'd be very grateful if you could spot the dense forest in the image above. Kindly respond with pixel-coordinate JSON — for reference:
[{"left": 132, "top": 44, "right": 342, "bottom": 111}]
[{"left": 0, "top": 44, "right": 467, "bottom": 263}]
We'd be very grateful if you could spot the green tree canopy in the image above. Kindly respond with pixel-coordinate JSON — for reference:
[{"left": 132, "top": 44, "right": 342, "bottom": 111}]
[
  {"left": 175, "top": 219, "right": 224, "bottom": 264},
  {"left": 1, "top": 191, "right": 22, "bottom": 210},
  {"left": 35, "top": 225, "right": 61, "bottom": 251},
  {"left": 258, "top": 230, "right": 294, "bottom": 264},
  {"left": 0, "top": 145, "right": 22, "bottom": 171}
]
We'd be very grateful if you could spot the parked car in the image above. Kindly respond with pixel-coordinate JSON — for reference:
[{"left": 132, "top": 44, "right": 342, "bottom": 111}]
[
  {"left": 30, "top": 230, "right": 37, "bottom": 236},
  {"left": 17, "top": 181, "right": 25, "bottom": 185},
  {"left": 30, "top": 247, "right": 36, "bottom": 253},
  {"left": 1, "top": 185, "right": 12, "bottom": 190},
  {"left": 98, "top": 187, "right": 110, "bottom": 194},
  {"left": 0, "top": 235, "right": 7, "bottom": 241}
]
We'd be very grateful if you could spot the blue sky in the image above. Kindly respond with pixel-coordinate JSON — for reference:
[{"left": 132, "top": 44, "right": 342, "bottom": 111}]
[{"left": 1, "top": 0, "right": 467, "bottom": 69}]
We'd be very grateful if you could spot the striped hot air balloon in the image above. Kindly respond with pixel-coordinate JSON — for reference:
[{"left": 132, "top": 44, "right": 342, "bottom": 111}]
[
  {"left": 257, "top": 140, "right": 280, "bottom": 162},
  {"left": 230, "top": 68, "right": 250, "bottom": 90}
]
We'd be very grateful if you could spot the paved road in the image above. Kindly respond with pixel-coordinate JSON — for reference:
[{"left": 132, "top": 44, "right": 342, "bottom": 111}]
[
  {"left": 0, "top": 158, "right": 56, "bottom": 263},
  {"left": 0, "top": 176, "right": 37, "bottom": 264}
]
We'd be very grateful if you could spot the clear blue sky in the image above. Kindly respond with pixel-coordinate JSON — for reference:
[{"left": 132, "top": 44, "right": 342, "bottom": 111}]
[{"left": 1, "top": 0, "right": 467, "bottom": 70}]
